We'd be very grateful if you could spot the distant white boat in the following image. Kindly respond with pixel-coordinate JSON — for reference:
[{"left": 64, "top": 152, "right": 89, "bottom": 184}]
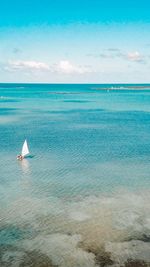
[{"left": 17, "top": 139, "right": 30, "bottom": 160}]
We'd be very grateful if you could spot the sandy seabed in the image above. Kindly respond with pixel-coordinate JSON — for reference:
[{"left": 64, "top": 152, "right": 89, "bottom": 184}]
[{"left": 0, "top": 190, "right": 150, "bottom": 267}]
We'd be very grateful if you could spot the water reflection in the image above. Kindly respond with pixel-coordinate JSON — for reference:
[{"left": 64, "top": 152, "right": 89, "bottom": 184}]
[
  {"left": 20, "top": 159, "right": 30, "bottom": 174},
  {"left": 19, "top": 159, "right": 32, "bottom": 189}
]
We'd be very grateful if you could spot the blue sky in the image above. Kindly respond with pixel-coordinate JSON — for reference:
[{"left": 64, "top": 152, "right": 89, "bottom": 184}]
[{"left": 0, "top": 0, "right": 150, "bottom": 83}]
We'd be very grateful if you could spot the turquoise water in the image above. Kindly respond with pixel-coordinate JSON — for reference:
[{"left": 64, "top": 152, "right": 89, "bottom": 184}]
[{"left": 0, "top": 84, "right": 150, "bottom": 266}]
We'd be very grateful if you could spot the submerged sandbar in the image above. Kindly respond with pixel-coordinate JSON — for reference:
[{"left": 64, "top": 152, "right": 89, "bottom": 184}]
[{"left": 91, "top": 85, "right": 150, "bottom": 90}]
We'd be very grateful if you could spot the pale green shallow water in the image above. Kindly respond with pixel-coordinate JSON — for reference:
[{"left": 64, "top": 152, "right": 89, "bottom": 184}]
[{"left": 0, "top": 84, "right": 150, "bottom": 266}]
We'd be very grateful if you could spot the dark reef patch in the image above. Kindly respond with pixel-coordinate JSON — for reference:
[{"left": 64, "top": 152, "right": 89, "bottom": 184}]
[
  {"left": 19, "top": 251, "right": 57, "bottom": 267},
  {"left": 79, "top": 243, "right": 114, "bottom": 267},
  {"left": 0, "top": 245, "right": 56, "bottom": 267},
  {"left": 124, "top": 259, "right": 150, "bottom": 267},
  {"left": 124, "top": 234, "right": 150, "bottom": 243},
  {"left": 92, "top": 248, "right": 114, "bottom": 267}
]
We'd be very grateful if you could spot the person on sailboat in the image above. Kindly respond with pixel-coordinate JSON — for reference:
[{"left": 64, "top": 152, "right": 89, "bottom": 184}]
[{"left": 17, "top": 154, "right": 23, "bottom": 160}]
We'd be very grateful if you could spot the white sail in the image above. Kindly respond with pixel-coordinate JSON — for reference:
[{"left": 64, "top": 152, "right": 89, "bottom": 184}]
[{"left": 21, "top": 140, "right": 29, "bottom": 157}]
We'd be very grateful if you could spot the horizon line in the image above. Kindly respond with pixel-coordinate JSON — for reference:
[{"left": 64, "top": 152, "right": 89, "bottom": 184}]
[{"left": 1, "top": 82, "right": 150, "bottom": 85}]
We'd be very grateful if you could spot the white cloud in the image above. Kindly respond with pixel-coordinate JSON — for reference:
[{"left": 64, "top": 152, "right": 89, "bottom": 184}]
[
  {"left": 3, "top": 60, "right": 92, "bottom": 75},
  {"left": 55, "top": 60, "right": 91, "bottom": 74},
  {"left": 87, "top": 50, "right": 146, "bottom": 64},
  {"left": 4, "top": 60, "right": 50, "bottom": 72},
  {"left": 106, "top": 48, "right": 121, "bottom": 52},
  {"left": 126, "top": 51, "right": 144, "bottom": 62}
]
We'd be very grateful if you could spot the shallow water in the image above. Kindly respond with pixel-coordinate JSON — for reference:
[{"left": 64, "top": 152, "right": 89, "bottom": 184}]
[{"left": 0, "top": 84, "right": 150, "bottom": 266}]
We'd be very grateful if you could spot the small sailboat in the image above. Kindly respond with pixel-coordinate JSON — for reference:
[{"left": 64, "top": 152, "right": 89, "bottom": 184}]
[{"left": 17, "top": 139, "right": 30, "bottom": 160}]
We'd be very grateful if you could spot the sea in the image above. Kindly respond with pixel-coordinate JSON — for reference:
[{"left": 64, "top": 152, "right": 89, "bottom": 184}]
[{"left": 0, "top": 83, "right": 150, "bottom": 267}]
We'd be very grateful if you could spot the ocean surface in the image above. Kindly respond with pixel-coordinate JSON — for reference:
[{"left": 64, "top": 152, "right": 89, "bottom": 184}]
[{"left": 0, "top": 83, "right": 150, "bottom": 267}]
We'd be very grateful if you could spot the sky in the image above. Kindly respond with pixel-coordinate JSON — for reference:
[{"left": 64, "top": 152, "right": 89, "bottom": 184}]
[{"left": 0, "top": 0, "right": 150, "bottom": 83}]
